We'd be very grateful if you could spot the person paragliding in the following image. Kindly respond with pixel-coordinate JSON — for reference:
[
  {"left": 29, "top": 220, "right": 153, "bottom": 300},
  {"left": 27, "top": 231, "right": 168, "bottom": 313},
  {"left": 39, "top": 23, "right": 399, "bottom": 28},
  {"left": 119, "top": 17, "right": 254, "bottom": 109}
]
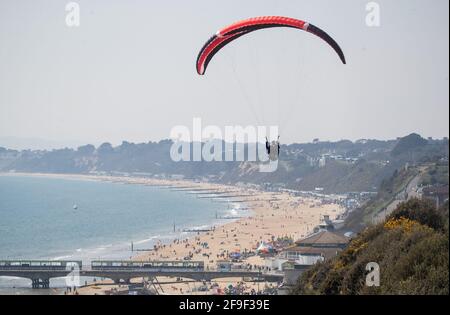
[
  {"left": 266, "top": 136, "right": 280, "bottom": 160},
  {"left": 196, "top": 16, "right": 346, "bottom": 165}
]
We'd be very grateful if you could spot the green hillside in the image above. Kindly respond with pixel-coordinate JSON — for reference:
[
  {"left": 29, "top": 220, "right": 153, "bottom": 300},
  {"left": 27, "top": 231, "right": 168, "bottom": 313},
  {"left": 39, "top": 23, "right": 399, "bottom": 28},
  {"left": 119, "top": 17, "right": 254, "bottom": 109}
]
[
  {"left": 1, "top": 134, "right": 447, "bottom": 195},
  {"left": 292, "top": 198, "right": 449, "bottom": 295}
]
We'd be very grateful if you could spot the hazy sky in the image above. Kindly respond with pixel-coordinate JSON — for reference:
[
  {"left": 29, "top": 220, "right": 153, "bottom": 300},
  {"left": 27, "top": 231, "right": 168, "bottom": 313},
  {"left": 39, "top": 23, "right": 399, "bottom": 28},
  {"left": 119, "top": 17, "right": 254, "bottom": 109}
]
[{"left": 0, "top": 0, "right": 448, "bottom": 148}]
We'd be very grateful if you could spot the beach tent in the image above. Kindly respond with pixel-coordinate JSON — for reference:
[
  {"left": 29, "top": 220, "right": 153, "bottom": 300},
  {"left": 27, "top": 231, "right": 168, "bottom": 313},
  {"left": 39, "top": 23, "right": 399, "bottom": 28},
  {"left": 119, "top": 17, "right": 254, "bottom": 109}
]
[{"left": 256, "top": 242, "right": 274, "bottom": 254}]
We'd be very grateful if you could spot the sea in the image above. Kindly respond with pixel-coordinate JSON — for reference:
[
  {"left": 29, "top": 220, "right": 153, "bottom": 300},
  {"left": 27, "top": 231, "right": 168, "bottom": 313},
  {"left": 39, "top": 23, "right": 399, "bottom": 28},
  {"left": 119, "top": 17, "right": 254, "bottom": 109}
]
[{"left": 0, "top": 174, "right": 249, "bottom": 294}]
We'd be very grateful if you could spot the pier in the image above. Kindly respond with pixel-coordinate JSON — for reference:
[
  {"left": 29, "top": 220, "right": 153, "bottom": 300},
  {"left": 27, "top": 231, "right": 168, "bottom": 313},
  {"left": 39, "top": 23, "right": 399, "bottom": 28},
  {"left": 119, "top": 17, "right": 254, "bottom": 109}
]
[
  {"left": 182, "top": 228, "right": 214, "bottom": 233},
  {"left": 197, "top": 194, "right": 254, "bottom": 199},
  {"left": 0, "top": 260, "right": 283, "bottom": 289},
  {"left": 188, "top": 191, "right": 239, "bottom": 195}
]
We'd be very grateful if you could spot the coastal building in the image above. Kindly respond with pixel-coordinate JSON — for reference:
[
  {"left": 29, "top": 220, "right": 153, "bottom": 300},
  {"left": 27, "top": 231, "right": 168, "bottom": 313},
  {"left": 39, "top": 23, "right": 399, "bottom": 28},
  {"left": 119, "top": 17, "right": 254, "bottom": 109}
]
[
  {"left": 312, "top": 215, "right": 346, "bottom": 233},
  {"left": 271, "top": 231, "right": 350, "bottom": 288},
  {"left": 269, "top": 230, "right": 349, "bottom": 270},
  {"left": 314, "top": 215, "right": 334, "bottom": 232},
  {"left": 281, "top": 230, "right": 348, "bottom": 262}
]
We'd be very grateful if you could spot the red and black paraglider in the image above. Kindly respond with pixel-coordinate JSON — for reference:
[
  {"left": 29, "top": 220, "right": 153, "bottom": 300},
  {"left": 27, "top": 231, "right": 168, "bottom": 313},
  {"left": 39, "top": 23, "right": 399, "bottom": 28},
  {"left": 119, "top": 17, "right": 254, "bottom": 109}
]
[
  {"left": 196, "top": 16, "right": 346, "bottom": 75},
  {"left": 195, "top": 16, "right": 346, "bottom": 161}
]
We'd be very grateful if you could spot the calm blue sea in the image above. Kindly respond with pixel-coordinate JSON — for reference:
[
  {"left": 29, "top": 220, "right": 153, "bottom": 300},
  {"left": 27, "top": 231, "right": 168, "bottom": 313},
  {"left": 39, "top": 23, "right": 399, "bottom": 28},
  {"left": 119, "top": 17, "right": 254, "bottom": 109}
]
[{"left": 0, "top": 174, "right": 247, "bottom": 293}]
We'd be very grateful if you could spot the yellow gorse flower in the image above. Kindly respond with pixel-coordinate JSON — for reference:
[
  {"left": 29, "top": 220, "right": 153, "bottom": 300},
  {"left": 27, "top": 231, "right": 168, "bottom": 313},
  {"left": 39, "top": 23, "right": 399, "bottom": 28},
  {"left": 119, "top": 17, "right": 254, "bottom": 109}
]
[{"left": 384, "top": 217, "right": 419, "bottom": 233}]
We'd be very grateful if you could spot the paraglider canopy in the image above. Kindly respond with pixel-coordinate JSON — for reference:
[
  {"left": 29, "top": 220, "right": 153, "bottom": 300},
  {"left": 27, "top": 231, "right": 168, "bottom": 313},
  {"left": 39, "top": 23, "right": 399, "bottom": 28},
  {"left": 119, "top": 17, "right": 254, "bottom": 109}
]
[{"left": 196, "top": 16, "right": 346, "bottom": 75}]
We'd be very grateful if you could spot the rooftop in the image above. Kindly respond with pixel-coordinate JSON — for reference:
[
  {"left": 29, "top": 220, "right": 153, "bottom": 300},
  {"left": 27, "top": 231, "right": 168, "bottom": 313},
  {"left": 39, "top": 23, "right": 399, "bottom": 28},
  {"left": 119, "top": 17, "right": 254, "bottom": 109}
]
[{"left": 295, "top": 231, "right": 349, "bottom": 247}]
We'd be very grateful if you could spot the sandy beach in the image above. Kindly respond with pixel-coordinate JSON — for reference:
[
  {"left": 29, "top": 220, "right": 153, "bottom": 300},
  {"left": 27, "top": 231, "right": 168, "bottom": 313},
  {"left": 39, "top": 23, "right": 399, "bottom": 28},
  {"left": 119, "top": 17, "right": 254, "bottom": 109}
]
[{"left": 1, "top": 172, "right": 344, "bottom": 295}]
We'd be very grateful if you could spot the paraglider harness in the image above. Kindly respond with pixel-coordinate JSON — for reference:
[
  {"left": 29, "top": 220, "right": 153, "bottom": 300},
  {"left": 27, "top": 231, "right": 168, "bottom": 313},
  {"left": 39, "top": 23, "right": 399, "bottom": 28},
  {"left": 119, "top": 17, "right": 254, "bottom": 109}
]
[{"left": 266, "top": 136, "right": 280, "bottom": 161}]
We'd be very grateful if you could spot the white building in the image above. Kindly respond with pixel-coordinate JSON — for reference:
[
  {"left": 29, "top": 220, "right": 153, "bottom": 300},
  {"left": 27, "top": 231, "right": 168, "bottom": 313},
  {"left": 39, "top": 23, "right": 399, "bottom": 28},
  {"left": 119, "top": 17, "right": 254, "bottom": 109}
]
[{"left": 271, "top": 231, "right": 349, "bottom": 287}]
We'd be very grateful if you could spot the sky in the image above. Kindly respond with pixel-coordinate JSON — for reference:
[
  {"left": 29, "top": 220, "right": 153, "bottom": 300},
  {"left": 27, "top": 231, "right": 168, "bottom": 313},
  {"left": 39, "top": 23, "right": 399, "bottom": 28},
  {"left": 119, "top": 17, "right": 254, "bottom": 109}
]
[{"left": 0, "top": 0, "right": 448, "bottom": 149}]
